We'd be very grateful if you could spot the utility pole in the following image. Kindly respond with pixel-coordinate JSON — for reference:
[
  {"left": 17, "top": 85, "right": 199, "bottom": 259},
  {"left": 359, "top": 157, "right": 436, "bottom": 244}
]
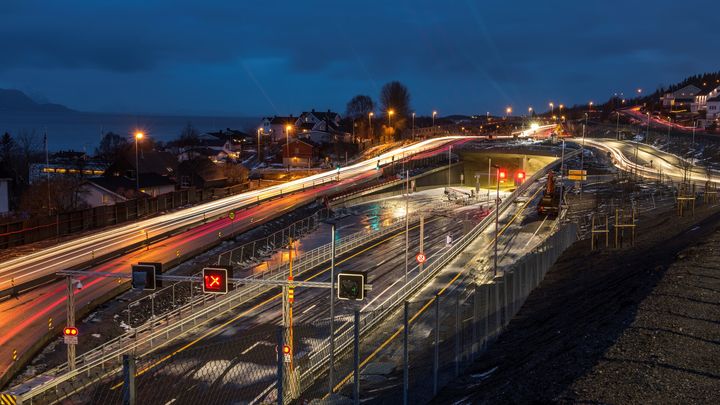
[
  {"left": 646, "top": 112, "right": 650, "bottom": 144},
  {"left": 493, "top": 165, "right": 500, "bottom": 277},
  {"left": 66, "top": 276, "right": 76, "bottom": 370},
  {"left": 404, "top": 171, "right": 410, "bottom": 285},
  {"left": 558, "top": 140, "right": 565, "bottom": 216},
  {"left": 328, "top": 223, "right": 336, "bottom": 393},
  {"left": 447, "top": 145, "right": 452, "bottom": 188},
  {"left": 487, "top": 157, "right": 492, "bottom": 199}
]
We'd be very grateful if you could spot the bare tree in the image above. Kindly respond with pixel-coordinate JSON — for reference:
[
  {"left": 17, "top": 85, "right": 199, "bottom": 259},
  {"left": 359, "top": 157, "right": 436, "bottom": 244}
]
[
  {"left": 15, "top": 130, "right": 41, "bottom": 185},
  {"left": 346, "top": 95, "right": 375, "bottom": 120},
  {"left": 380, "top": 81, "right": 411, "bottom": 123}
]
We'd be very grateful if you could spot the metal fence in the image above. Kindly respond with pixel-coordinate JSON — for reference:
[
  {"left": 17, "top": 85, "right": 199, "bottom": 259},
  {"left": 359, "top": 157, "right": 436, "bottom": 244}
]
[{"left": 216, "top": 209, "right": 329, "bottom": 267}]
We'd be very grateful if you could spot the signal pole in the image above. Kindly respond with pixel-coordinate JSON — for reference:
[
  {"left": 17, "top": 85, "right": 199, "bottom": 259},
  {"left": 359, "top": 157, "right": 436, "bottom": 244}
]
[
  {"left": 493, "top": 165, "right": 500, "bottom": 277},
  {"left": 66, "top": 276, "right": 76, "bottom": 370},
  {"left": 329, "top": 224, "right": 336, "bottom": 393}
]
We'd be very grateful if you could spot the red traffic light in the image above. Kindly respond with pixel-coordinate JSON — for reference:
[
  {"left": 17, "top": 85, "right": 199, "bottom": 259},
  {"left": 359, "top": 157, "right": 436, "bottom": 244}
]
[
  {"left": 63, "top": 327, "right": 78, "bottom": 336},
  {"left": 498, "top": 168, "right": 508, "bottom": 183},
  {"left": 516, "top": 170, "right": 525, "bottom": 180},
  {"left": 282, "top": 345, "right": 291, "bottom": 354},
  {"left": 202, "top": 267, "right": 229, "bottom": 294}
]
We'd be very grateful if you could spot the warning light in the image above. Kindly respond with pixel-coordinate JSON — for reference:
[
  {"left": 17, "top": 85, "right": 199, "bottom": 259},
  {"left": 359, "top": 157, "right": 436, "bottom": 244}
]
[
  {"left": 63, "top": 327, "right": 78, "bottom": 336},
  {"left": 282, "top": 345, "right": 291, "bottom": 354},
  {"left": 515, "top": 170, "right": 526, "bottom": 185},
  {"left": 202, "top": 267, "right": 231, "bottom": 294},
  {"left": 498, "top": 168, "right": 508, "bottom": 183},
  {"left": 288, "top": 286, "right": 295, "bottom": 304}
]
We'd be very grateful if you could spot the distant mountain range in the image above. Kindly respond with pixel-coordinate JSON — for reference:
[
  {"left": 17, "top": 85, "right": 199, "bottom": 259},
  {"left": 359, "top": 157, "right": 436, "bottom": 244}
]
[{"left": 0, "top": 89, "right": 74, "bottom": 113}]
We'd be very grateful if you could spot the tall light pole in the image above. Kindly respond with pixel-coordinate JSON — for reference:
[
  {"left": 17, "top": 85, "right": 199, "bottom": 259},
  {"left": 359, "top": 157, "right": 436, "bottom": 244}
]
[
  {"left": 432, "top": 110, "right": 437, "bottom": 128},
  {"left": 412, "top": 112, "right": 416, "bottom": 140},
  {"left": 388, "top": 109, "right": 395, "bottom": 126},
  {"left": 257, "top": 127, "right": 263, "bottom": 163},
  {"left": 549, "top": 102, "right": 554, "bottom": 118},
  {"left": 329, "top": 222, "right": 336, "bottom": 392},
  {"left": 505, "top": 106, "right": 512, "bottom": 119},
  {"left": 368, "top": 112, "right": 374, "bottom": 143},
  {"left": 286, "top": 125, "right": 292, "bottom": 171},
  {"left": 615, "top": 111, "right": 621, "bottom": 140},
  {"left": 646, "top": 111, "right": 650, "bottom": 144},
  {"left": 692, "top": 120, "right": 697, "bottom": 161},
  {"left": 447, "top": 145, "right": 452, "bottom": 188},
  {"left": 134, "top": 132, "right": 144, "bottom": 191},
  {"left": 492, "top": 165, "right": 500, "bottom": 277},
  {"left": 404, "top": 170, "right": 410, "bottom": 286}
]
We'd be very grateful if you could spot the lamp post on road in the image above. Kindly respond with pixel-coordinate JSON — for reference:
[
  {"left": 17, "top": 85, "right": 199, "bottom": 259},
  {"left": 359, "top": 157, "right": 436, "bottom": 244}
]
[
  {"left": 432, "top": 110, "right": 437, "bottom": 128},
  {"left": 286, "top": 125, "right": 292, "bottom": 172},
  {"left": 404, "top": 170, "right": 410, "bottom": 286},
  {"left": 646, "top": 111, "right": 651, "bottom": 144},
  {"left": 412, "top": 112, "right": 416, "bottom": 140},
  {"left": 492, "top": 165, "right": 501, "bottom": 277},
  {"left": 549, "top": 102, "right": 554, "bottom": 118},
  {"left": 615, "top": 111, "right": 621, "bottom": 140},
  {"left": 257, "top": 127, "right": 263, "bottom": 163},
  {"left": 134, "top": 132, "right": 144, "bottom": 191},
  {"left": 368, "top": 112, "right": 374, "bottom": 143},
  {"left": 388, "top": 109, "right": 395, "bottom": 127}
]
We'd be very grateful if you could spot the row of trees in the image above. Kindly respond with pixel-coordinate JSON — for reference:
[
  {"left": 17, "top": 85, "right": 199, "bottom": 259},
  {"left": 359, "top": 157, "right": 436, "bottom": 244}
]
[{"left": 345, "top": 81, "right": 412, "bottom": 142}]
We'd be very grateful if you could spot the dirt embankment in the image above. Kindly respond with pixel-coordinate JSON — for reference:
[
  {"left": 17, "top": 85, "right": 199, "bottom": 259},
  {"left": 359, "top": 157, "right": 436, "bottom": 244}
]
[{"left": 433, "top": 204, "right": 720, "bottom": 404}]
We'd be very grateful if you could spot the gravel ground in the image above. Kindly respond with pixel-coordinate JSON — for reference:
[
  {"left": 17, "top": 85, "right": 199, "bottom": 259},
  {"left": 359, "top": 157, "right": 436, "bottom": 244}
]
[{"left": 432, "top": 203, "right": 720, "bottom": 404}]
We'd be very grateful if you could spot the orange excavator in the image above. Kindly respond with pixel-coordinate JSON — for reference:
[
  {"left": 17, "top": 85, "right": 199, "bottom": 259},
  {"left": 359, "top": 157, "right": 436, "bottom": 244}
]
[{"left": 537, "top": 170, "right": 560, "bottom": 217}]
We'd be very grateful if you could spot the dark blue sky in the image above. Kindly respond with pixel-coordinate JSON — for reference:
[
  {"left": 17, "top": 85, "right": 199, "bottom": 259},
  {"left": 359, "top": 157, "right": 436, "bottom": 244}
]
[{"left": 2, "top": 0, "right": 718, "bottom": 117}]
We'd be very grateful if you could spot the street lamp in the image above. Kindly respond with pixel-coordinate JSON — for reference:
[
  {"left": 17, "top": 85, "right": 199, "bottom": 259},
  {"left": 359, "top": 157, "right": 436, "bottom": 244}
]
[
  {"left": 134, "top": 131, "right": 144, "bottom": 191},
  {"left": 368, "top": 112, "right": 374, "bottom": 142},
  {"left": 388, "top": 109, "right": 395, "bottom": 126},
  {"left": 549, "top": 102, "right": 554, "bottom": 118},
  {"left": 432, "top": 110, "right": 437, "bottom": 127},
  {"left": 412, "top": 112, "right": 416, "bottom": 140},
  {"left": 286, "top": 125, "right": 292, "bottom": 171},
  {"left": 588, "top": 101, "right": 594, "bottom": 111},
  {"left": 257, "top": 127, "right": 263, "bottom": 163}
]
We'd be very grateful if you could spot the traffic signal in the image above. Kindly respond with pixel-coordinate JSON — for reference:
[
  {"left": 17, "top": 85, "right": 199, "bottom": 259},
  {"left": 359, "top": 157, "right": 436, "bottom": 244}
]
[
  {"left": 131, "top": 263, "right": 161, "bottom": 290},
  {"left": 337, "top": 272, "right": 365, "bottom": 301},
  {"left": 498, "top": 168, "right": 508, "bottom": 183},
  {"left": 515, "top": 170, "right": 526, "bottom": 185},
  {"left": 63, "top": 327, "right": 78, "bottom": 336},
  {"left": 202, "top": 267, "right": 232, "bottom": 294}
]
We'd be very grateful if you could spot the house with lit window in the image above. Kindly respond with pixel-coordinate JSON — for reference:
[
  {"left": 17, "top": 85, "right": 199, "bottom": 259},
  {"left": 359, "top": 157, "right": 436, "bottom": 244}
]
[
  {"left": 707, "top": 95, "right": 720, "bottom": 121},
  {"left": 29, "top": 151, "right": 106, "bottom": 184},
  {"left": 261, "top": 115, "right": 297, "bottom": 143},
  {"left": 282, "top": 139, "right": 317, "bottom": 167},
  {"left": 661, "top": 84, "right": 702, "bottom": 109}
]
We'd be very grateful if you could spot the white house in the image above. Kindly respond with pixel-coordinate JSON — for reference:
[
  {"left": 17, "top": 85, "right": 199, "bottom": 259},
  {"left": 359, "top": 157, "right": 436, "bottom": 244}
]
[
  {"left": 692, "top": 86, "right": 720, "bottom": 112},
  {"left": 261, "top": 116, "right": 297, "bottom": 142},
  {"left": 662, "top": 84, "right": 702, "bottom": 108},
  {"left": 79, "top": 174, "right": 176, "bottom": 207},
  {"left": 706, "top": 95, "right": 720, "bottom": 121}
]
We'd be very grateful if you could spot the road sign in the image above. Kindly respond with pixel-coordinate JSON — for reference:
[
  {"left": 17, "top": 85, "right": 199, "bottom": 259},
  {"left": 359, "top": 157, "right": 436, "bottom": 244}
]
[
  {"left": 202, "top": 267, "right": 233, "bottom": 294},
  {"left": 63, "top": 327, "right": 78, "bottom": 345},
  {"left": 416, "top": 252, "right": 426, "bottom": 264},
  {"left": 131, "top": 264, "right": 159, "bottom": 290},
  {"left": 567, "top": 174, "right": 587, "bottom": 181},
  {"left": 337, "top": 272, "right": 365, "bottom": 301},
  {"left": 568, "top": 169, "right": 587, "bottom": 175}
]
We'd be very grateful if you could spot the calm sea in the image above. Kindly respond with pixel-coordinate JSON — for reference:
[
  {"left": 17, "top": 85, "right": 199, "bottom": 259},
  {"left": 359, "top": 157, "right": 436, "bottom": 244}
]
[{"left": 0, "top": 111, "right": 261, "bottom": 152}]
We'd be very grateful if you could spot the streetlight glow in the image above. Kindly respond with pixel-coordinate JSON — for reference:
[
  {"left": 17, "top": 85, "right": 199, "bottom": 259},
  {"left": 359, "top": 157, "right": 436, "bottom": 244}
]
[{"left": 135, "top": 131, "right": 144, "bottom": 140}]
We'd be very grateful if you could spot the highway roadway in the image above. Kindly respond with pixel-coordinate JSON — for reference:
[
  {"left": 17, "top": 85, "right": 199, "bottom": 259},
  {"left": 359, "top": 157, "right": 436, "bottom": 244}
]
[
  {"left": 0, "top": 136, "right": 468, "bottom": 295},
  {"left": 583, "top": 138, "right": 719, "bottom": 185},
  {"left": 65, "top": 179, "right": 553, "bottom": 404}
]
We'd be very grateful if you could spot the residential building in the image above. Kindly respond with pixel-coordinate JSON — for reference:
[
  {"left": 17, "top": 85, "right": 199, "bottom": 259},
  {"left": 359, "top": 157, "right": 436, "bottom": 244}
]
[
  {"left": 177, "top": 158, "right": 228, "bottom": 189},
  {"left": 707, "top": 95, "right": 720, "bottom": 121},
  {"left": 692, "top": 86, "right": 720, "bottom": 112},
  {"left": 29, "top": 151, "right": 106, "bottom": 184},
  {"left": 261, "top": 115, "right": 297, "bottom": 142},
  {"left": 79, "top": 173, "right": 176, "bottom": 207},
  {"left": 282, "top": 139, "right": 317, "bottom": 167},
  {"left": 661, "top": 84, "right": 702, "bottom": 109}
]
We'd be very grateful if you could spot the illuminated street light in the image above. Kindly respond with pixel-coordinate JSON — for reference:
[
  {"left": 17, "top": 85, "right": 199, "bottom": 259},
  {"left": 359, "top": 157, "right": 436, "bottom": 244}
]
[
  {"left": 432, "top": 110, "right": 438, "bottom": 127},
  {"left": 286, "top": 125, "right": 292, "bottom": 171},
  {"left": 134, "top": 131, "right": 144, "bottom": 191},
  {"left": 549, "top": 102, "right": 554, "bottom": 117},
  {"left": 505, "top": 106, "right": 512, "bottom": 118},
  {"left": 388, "top": 109, "right": 395, "bottom": 126},
  {"left": 368, "top": 112, "right": 374, "bottom": 141}
]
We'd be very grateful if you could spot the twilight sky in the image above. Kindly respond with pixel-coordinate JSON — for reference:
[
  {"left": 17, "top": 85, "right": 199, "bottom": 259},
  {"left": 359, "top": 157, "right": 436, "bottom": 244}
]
[{"left": 1, "top": 0, "right": 718, "bottom": 117}]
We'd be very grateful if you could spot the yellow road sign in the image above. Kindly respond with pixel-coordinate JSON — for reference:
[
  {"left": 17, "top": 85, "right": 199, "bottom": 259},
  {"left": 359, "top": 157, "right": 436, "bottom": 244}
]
[
  {"left": 567, "top": 174, "right": 587, "bottom": 181},
  {"left": 568, "top": 169, "right": 587, "bottom": 175}
]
